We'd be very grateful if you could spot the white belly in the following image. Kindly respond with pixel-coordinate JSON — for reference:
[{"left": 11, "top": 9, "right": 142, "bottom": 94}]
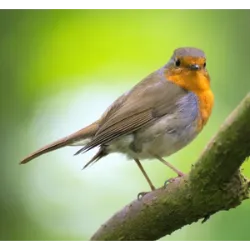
[{"left": 107, "top": 113, "right": 199, "bottom": 160}]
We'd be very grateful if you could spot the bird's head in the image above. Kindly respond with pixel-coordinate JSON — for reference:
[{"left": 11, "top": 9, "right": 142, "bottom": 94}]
[{"left": 165, "top": 47, "right": 210, "bottom": 93}]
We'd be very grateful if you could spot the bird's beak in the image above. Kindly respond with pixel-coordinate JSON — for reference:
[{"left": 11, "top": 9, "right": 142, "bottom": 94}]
[{"left": 189, "top": 64, "right": 200, "bottom": 71}]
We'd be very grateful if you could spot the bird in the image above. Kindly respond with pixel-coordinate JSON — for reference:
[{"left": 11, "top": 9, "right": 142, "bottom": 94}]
[{"left": 20, "top": 47, "right": 214, "bottom": 192}]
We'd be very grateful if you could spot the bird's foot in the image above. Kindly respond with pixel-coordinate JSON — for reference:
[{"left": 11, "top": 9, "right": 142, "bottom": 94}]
[
  {"left": 164, "top": 178, "right": 177, "bottom": 188},
  {"left": 137, "top": 191, "right": 150, "bottom": 200},
  {"left": 164, "top": 172, "right": 184, "bottom": 188}
]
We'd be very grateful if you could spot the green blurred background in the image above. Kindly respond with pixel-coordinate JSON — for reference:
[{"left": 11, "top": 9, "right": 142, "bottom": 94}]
[{"left": 0, "top": 10, "right": 250, "bottom": 241}]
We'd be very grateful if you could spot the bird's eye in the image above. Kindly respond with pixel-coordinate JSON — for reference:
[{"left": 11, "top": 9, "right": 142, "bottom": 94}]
[
  {"left": 204, "top": 62, "right": 206, "bottom": 68},
  {"left": 175, "top": 59, "right": 181, "bottom": 67}
]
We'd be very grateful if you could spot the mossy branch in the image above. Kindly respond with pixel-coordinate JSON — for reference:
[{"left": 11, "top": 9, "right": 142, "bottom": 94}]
[{"left": 91, "top": 93, "right": 250, "bottom": 241}]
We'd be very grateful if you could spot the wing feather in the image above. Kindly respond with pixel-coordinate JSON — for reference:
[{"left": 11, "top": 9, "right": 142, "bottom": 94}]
[{"left": 76, "top": 70, "right": 187, "bottom": 154}]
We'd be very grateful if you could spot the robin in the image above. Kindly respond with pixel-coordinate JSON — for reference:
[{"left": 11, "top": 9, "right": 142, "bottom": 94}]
[{"left": 20, "top": 47, "right": 214, "bottom": 192}]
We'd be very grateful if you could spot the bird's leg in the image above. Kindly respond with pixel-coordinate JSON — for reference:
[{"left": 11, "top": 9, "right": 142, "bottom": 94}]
[
  {"left": 152, "top": 154, "right": 184, "bottom": 187},
  {"left": 134, "top": 159, "right": 155, "bottom": 199}
]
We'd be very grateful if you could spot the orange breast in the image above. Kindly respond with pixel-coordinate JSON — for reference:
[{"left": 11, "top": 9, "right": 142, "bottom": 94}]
[
  {"left": 195, "top": 89, "right": 214, "bottom": 130},
  {"left": 166, "top": 70, "right": 214, "bottom": 130}
]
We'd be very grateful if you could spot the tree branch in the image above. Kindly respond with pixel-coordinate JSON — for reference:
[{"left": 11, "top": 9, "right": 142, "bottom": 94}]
[{"left": 91, "top": 93, "right": 250, "bottom": 241}]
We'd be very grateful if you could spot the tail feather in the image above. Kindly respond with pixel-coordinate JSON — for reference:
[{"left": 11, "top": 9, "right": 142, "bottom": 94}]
[
  {"left": 82, "top": 147, "right": 107, "bottom": 170},
  {"left": 19, "top": 122, "right": 98, "bottom": 164}
]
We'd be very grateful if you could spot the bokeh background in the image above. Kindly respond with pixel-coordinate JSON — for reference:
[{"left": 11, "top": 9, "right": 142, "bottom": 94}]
[{"left": 0, "top": 10, "right": 250, "bottom": 241}]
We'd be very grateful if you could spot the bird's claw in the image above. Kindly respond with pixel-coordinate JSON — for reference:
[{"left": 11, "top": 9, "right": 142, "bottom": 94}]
[
  {"left": 164, "top": 174, "right": 184, "bottom": 188},
  {"left": 164, "top": 178, "right": 176, "bottom": 188},
  {"left": 137, "top": 192, "right": 149, "bottom": 200}
]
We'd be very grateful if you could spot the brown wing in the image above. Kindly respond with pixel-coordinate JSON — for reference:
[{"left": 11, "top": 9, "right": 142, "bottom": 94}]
[{"left": 75, "top": 70, "right": 187, "bottom": 154}]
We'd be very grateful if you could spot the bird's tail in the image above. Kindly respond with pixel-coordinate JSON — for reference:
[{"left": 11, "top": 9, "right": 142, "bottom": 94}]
[{"left": 19, "top": 122, "right": 99, "bottom": 164}]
